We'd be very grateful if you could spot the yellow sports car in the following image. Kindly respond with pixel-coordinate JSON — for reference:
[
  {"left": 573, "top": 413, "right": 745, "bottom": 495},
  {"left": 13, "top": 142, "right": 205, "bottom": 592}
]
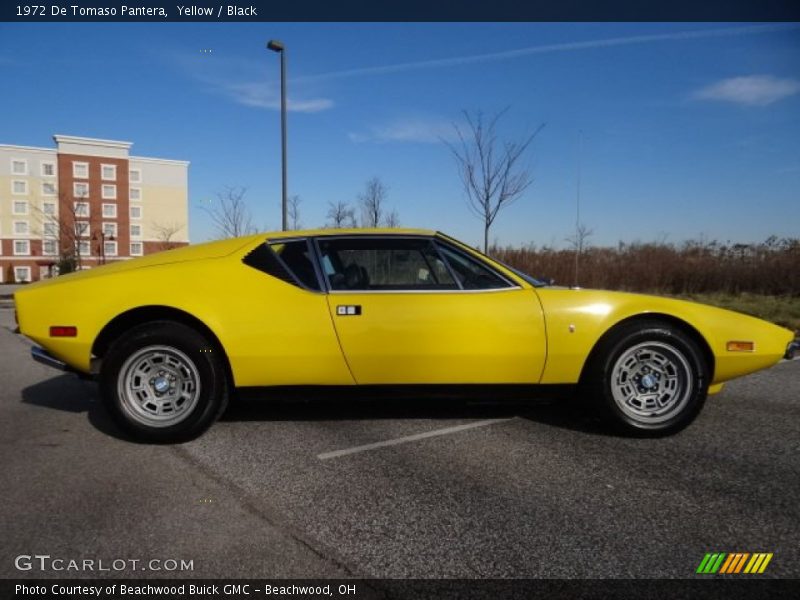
[{"left": 14, "top": 229, "right": 794, "bottom": 442}]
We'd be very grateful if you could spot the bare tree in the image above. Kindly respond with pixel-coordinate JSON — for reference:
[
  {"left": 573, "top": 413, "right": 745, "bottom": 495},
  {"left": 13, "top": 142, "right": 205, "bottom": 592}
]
[
  {"left": 358, "top": 177, "right": 389, "bottom": 227},
  {"left": 326, "top": 201, "right": 357, "bottom": 228},
  {"left": 288, "top": 195, "right": 303, "bottom": 230},
  {"left": 445, "top": 108, "right": 544, "bottom": 253},
  {"left": 384, "top": 209, "right": 400, "bottom": 228},
  {"left": 32, "top": 191, "right": 101, "bottom": 273},
  {"left": 151, "top": 222, "right": 185, "bottom": 252},
  {"left": 565, "top": 223, "right": 594, "bottom": 287},
  {"left": 202, "top": 186, "right": 256, "bottom": 238}
]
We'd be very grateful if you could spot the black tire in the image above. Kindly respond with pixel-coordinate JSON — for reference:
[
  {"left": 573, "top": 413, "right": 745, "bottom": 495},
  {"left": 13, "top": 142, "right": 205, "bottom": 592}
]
[
  {"left": 99, "top": 321, "right": 229, "bottom": 443},
  {"left": 582, "top": 320, "right": 709, "bottom": 437}
]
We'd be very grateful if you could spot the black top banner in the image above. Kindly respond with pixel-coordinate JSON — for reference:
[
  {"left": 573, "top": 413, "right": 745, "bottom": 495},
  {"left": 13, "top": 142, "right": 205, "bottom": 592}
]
[{"left": 3, "top": 0, "right": 800, "bottom": 22}]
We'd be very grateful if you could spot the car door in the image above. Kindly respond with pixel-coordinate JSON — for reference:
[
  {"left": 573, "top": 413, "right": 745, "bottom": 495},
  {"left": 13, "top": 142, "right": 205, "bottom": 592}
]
[
  {"left": 228, "top": 237, "right": 354, "bottom": 386},
  {"left": 317, "top": 235, "right": 546, "bottom": 385}
]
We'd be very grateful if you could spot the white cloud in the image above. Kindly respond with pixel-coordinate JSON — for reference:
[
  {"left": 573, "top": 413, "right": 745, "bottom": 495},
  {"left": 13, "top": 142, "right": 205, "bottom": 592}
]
[
  {"left": 693, "top": 75, "right": 800, "bottom": 106},
  {"left": 223, "top": 81, "right": 333, "bottom": 113},
  {"left": 295, "top": 24, "right": 798, "bottom": 84},
  {"left": 166, "top": 52, "right": 333, "bottom": 113},
  {"left": 349, "top": 117, "right": 460, "bottom": 144}
]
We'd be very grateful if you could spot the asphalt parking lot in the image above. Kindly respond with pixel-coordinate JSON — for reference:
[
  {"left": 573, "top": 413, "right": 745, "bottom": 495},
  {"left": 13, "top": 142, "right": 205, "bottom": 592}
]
[{"left": 1, "top": 305, "right": 798, "bottom": 580}]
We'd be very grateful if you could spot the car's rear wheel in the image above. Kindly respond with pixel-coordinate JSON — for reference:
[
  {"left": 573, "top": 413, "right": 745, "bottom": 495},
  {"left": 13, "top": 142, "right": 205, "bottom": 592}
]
[
  {"left": 100, "top": 321, "right": 229, "bottom": 442},
  {"left": 583, "top": 321, "right": 709, "bottom": 436}
]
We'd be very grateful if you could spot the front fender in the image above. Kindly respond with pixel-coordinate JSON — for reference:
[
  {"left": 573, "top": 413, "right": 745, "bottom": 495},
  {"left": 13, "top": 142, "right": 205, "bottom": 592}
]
[{"left": 535, "top": 288, "right": 793, "bottom": 385}]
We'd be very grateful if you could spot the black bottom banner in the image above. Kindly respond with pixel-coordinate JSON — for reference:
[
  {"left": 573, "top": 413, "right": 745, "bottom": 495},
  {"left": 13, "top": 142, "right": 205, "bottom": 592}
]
[{"left": 4, "top": 579, "right": 800, "bottom": 600}]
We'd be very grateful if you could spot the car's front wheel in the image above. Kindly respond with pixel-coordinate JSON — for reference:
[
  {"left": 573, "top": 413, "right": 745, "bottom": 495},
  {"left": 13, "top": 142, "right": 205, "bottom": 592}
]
[
  {"left": 99, "top": 321, "right": 229, "bottom": 442},
  {"left": 584, "top": 321, "right": 709, "bottom": 437}
]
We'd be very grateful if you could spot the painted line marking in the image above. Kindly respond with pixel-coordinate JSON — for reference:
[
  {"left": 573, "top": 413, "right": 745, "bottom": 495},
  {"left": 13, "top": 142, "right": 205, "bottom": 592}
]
[{"left": 317, "top": 418, "right": 513, "bottom": 460}]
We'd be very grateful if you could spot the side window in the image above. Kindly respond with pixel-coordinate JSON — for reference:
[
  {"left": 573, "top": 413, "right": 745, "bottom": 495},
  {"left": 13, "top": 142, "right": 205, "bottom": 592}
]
[
  {"left": 242, "top": 239, "right": 321, "bottom": 291},
  {"left": 435, "top": 243, "right": 514, "bottom": 290},
  {"left": 270, "top": 241, "right": 320, "bottom": 290},
  {"left": 318, "top": 238, "right": 458, "bottom": 291}
]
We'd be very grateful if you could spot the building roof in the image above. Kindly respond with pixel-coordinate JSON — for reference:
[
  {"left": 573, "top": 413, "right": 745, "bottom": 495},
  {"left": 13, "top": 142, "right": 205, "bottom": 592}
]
[{"left": 53, "top": 135, "right": 133, "bottom": 150}]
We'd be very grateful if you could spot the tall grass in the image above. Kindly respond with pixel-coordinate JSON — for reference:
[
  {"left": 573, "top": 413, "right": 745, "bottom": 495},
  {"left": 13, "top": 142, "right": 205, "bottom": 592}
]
[{"left": 492, "top": 236, "right": 800, "bottom": 296}]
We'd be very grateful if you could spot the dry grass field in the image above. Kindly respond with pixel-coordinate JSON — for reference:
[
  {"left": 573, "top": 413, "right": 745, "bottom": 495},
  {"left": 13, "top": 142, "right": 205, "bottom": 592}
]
[{"left": 492, "top": 237, "right": 800, "bottom": 332}]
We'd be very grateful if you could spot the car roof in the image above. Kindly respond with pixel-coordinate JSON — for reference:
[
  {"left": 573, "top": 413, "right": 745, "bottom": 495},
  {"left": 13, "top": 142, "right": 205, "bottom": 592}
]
[{"left": 263, "top": 227, "right": 438, "bottom": 239}]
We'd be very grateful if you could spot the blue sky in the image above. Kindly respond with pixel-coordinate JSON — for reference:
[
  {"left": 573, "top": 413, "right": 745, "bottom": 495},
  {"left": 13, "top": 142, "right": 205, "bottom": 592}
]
[{"left": 0, "top": 22, "right": 798, "bottom": 248}]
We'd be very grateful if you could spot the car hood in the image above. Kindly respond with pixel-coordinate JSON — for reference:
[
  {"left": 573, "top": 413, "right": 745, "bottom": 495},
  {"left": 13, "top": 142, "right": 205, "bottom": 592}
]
[{"left": 21, "top": 234, "right": 262, "bottom": 291}]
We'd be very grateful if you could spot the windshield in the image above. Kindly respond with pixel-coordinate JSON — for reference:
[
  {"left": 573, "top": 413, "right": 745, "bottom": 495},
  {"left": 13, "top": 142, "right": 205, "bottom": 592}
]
[
  {"left": 435, "top": 232, "right": 548, "bottom": 287},
  {"left": 492, "top": 258, "right": 548, "bottom": 287}
]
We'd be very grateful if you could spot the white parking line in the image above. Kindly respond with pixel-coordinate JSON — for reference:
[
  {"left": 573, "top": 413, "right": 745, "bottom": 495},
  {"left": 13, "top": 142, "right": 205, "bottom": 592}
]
[{"left": 317, "top": 418, "right": 514, "bottom": 460}]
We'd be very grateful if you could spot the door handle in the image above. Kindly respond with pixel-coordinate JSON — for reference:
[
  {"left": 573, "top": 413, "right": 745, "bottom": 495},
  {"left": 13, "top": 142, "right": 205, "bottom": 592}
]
[{"left": 336, "top": 305, "right": 362, "bottom": 316}]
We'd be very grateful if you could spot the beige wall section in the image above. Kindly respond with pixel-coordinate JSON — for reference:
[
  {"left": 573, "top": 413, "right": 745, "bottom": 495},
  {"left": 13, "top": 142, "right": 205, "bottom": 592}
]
[
  {"left": 0, "top": 145, "right": 59, "bottom": 176},
  {"left": 0, "top": 145, "right": 59, "bottom": 241},
  {"left": 130, "top": 157, "right": 190, "bottom": 243}
]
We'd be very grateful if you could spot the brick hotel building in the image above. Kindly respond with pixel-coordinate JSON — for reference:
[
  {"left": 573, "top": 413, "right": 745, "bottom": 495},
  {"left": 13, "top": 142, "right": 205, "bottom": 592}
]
[{"left": 0, "top": 135, "right": 189, "bottom": 282}]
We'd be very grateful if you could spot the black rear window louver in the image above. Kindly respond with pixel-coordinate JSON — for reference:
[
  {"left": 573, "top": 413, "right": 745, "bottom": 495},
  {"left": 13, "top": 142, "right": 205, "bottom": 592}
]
[{"left": 242, "top": 244, "right": 297, "bottom": 287}]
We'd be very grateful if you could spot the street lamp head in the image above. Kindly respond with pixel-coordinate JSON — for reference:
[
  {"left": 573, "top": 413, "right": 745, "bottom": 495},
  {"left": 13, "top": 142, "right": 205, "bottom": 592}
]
[{"left": 266, "top": 40, "right": 284, "bottom": 53}]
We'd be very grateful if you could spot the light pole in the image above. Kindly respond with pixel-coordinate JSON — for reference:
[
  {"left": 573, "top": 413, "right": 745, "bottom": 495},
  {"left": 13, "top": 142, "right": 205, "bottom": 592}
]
[
  {"left": 267, "top": 39, "right": 288, "bottom": 231},
  {"left": 93, "top": 230, "right": 115, "bottom": 265}
]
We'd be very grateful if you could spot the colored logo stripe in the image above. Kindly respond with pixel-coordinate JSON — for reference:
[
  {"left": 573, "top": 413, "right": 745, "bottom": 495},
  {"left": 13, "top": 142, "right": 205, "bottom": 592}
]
[
  {"left": 720, "top": 553, "right": 748, "bottom": 574},
  {"left": 744, "top": 553, "right": 773, "bottom": 574},
  {"left": 697, "top": 553, "right": 726, "bottom": 573},
  {"left": 698, "top": 552, "right": 773, "bottom": 574}
]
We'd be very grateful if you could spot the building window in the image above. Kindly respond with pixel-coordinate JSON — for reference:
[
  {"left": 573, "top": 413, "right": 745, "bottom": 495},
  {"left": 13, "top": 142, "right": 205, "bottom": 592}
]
[
  {"left": 129, "top": 168, "right": 142, "bottom": 183},
  {"left": 42, "top": 182, "right": 56, "bottom": 196},
  {"left": 130, "top": 242, "right": 143, "bottom": 256},
  {"left": 102, "top": 203, "right": 117, "bottom": 218},
  {"left": 14, "top": 266, "right": 32, "bottom": 282},
  {"left": 75, "top": 221, "right": 90, "bottom": 238},
  {"left": 43, "top": 222, "right": 57, "bottom": 236},
  {"left": 130, "top": 205, "right": 142, "bottom": 219},
  {"left": 73, "top": 161, "right": 89, "bottom": 179},
  {"left": 42, "top": 202, "right": 56, "bottom": 216},
  {"left": 13, "top": 221, "right": 30, "bottom": 235},
  {"left": 12, "top": 180, "right": 28, "bottom": 195},
  {"left": 77, "top": 240, "right": 91, "bottom": 256},
  {"left": 104, "top": 241, "right": 118, "bottom": 257},
  {"left": 129, "top": 187, "right": 142, "bottom": 201},
  {"left": 102, "top": 222, "right": 117, "bottom": 237},
  {"left": 102, "top": 184, "right": 117, "bottom": 200},
  {"left": 14, "top": 240, "right": 30, "bottom": 255},
  {"left": 13, "top": 200, "right": 28, "bottom": 215},
  {"left": 74, "top": 202, "right": 90, "bottom": 217},
  {"left": 43, "top": 240, "right": 57, "bottom": 256},
  {"left": 101, "top": 164, "right": 117, "bottom": 181},
  {"left": 11, "top": 159, "right": 28, "bottom": 175},
  {"left": 73, "top": 182, "right": 89, "bottom": 198},
  {"left": 41, "top": 161, "right": 56, "bottom": 177},
  {"left": 130, "top": 224, "right": 142, "bottom": 238}
]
